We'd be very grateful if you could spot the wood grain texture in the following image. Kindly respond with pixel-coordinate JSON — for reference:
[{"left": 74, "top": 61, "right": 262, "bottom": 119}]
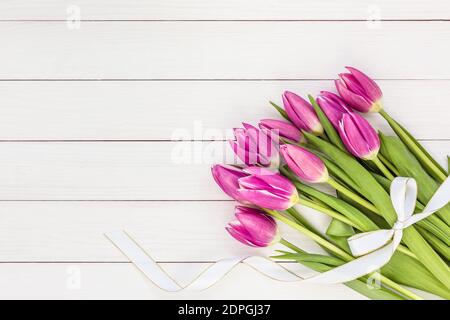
[
  {"left": 0, "top": 80, "right": 449, "bottom": 140},
  {"left": 0, "top": 201, "right": 330, "bottom": 262},
  {"left": 0, "top": 141, "right": 447, "bottom": 200},
  {"left": 0, "top": 263, "right": 366, "bottom": 300},
  {"left": 0, "top": 0, "right": 448, "bottom": 20},
  {"left": 0, "top": 22, "right": 449, "bottom": 79},
  {"left": 0, "top": 1, "right": 449, "bottom": 300}
]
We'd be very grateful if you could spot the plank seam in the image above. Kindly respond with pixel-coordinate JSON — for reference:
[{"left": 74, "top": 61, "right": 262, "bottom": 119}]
[
  {"left": 0, "top": 139, "right": 446, "bottom": 142},
  {"left": 0, "top": 19, "right": 449, "bottom": 22},
  {"left": 0, "top": 200, "right": 235, "bottom": 202},
  {"left": 1, "top": 79, "right": 450, "bottom": 82},
  {"left": 0, "top": 261, "right": 297, "bottom": 264}
]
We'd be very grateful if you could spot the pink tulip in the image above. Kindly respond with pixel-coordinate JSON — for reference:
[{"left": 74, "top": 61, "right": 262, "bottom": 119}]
[
  {"left": 237, "top": 166, "right": 299, "bottom": 211},
  {"left": 280, "top": 144, "right": 329, "bottom": 183},
  {"left": 211, "top": 164, "right": 249, "bottom": 202},
  {"left": 258, "top": 119, "right": 306, "bottom": 143},
  {"left": 226, "top": 206, "right": 280, "bottom": 247},
  {"left": 335, "top": 67, "right": 383, "bottom": 113},
  {"left": 229, "top": 123, "right": 279, "bottom": 169},
  {"left": 282, "top": 91, "right": 323, "bottom": 135},
  {"left": 317, "top": 91, "right": 351, "bottom": 129},
  {"left": 338, "top": 113, "right": 380, "bottom": 160}
]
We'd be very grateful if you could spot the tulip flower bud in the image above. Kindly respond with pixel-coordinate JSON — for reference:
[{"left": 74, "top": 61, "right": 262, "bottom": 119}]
[
  {"left": 338, "top": 113, "right": 381, "bottom": 160},
  {"left": 229, "top": 123, "right": 279, "bottom": 169},
  {"left": 282, "top": 91, "right": 324, "bottom": 135},
  {"left": 280, "top": 144, "right": 329, "bottom": 183},
  {"left": 211, "top": 164, "right": 249, "bottom": 202},
  {"left": 258, "top": 119, "right": 306, "bottom": 144},
  {"left": 316, "top": 91, "right": 351, "bottom": 129},
  {"left": 226, "top": 206, "right": 280, "bottom": 247},
  {"left": 237, "top": 166, "right": 299, "bottom": 211},
  {"left": 335, "top": 67, "right": 383, "bottom": 113}
]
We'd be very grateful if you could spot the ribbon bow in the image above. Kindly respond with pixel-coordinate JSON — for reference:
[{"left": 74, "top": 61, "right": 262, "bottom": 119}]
[
  {"left": 106, "top": 176, "right": 450, "bottom": 290},
  {"left": 309, "top": 176, "right": 450, "bottom": 284},
  {"left": 350, "top": 176, "right": 450, "bottom": 255}
]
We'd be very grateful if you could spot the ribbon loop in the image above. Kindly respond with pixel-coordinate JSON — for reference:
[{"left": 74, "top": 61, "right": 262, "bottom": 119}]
[{"left": 390, "top": 177, "right": 417, "bottom": 222}]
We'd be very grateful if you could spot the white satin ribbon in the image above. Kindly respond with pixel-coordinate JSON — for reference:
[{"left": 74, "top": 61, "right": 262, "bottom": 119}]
[
  {"left": 105, "top": 230, "right": 302, "bottom": 292},
  {"left": 106, "top": 176, "right": 450, "bottom": 290}
]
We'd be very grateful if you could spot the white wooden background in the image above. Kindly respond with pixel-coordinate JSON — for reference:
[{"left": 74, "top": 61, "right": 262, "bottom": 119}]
[{"left": 0, "top": 1, "right": 449, "bottom": 300}]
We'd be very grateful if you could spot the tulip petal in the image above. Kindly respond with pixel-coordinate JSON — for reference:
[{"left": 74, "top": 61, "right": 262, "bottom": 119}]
[
  {"left": 259, "top": 119, "right": 302, "bottom": 142},
  {"left": 235, "top": 209, "right": 277, "bottom": 246},
  {"left": 226, "top": 206, "right": 279, "bottom": 247},
  {"left": 242, "top": 167, "right": 296, "bottom": 196},
  {"left": 335, "top": 79, "right": 372, "bottom": 112},
  {"left": 283, "top": 91, "right": 322, "bottom": 133},
  {"left": 242, "top": 122, "right": 258, "bottom": 131},
  {"left": 211, "top": 165, "right": 248, "bottom": 201},
  {"left": 231, "top": 124, "right": 278, "bottom": 168},
  {"left": 340, "top": 73, "right": 368, "bottom": 98},
  {"left": 237, "top": 189, "right": 292, "bottom": 211},
  {"left": 317, "top": 92, "right": 350, "bottom": 129},
  {"left": 320, "top": 91, "right": 351, "bottom": 112},
  {"left": 238, "top": 175, "right": 274, "bottom": 191},
  {"left": 283, "top": 92, "right": 306, "bottom": 130},
  {"left": 346, "top": 66, "right": 382, "bottom": 102},
  {"left": 226, "top": 224, "right": 258, "bottom": 247},
  {"left": 350, "top": 113, "right": 380, "bottom": 156},
  {"left": 280, "top": 144, "right": 328, "bottom": 183},
  {"left": 339, "top": 113, "right": 380, "bottom": 160}
]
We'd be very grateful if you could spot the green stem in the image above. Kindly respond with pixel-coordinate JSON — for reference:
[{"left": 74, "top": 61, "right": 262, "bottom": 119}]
[
  {"left": 285, "top": 207, "right": 319, "bottom": 233},
  {"left": 327, "top": 178, "right": 379, "bottom": 214},
  {"left": 378, "top": 275, "right": 424, "bottom": 300},
  {"left": 378, "top": 154, "right": 400, "bottom": 176},
  {"left": 372, "top": 156, "right": 395, "bottom": 180},
  {"left": 265, "top": 209, "right": 352, "bottom": 261},
  {"left": 270, "top": 211, "right": 423, "bottom": 300},
  {"left": 280, "top": 238, "right": 303, "bottom": 252},
  {"left": 298, "top": 198, "right": 359, "bottom": 229}
]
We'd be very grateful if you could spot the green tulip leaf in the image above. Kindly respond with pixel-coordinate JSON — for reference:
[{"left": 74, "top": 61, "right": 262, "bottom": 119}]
[
  {"left": 308, "top": 94, "right": 346, "bottom": 151},
  {"left": 326, "top": 219, "right": 355, "bottom": 237},
  {"left": 379, "top": 110, "right": 447, "bottom": 181},
  {"left": 269, "top": 101, "right": 290, "bottom": 121}
]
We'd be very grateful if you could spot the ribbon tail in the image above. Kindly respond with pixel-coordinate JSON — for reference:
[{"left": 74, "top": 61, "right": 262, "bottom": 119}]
[
  {"left": 244, "top": 256, "right": 303, "bottom": 282},
  {"left": 347, "top": 230, "right": 394, "bottom": 257},
  {"left": 106, "top": 230, "right": 304, "bottom": 292},
  {"left": 105, "top": 230, "right": 182, "bottom": 292},
  {"left": 423, "top": 175, "right": 450, "bottom": 213},
  {"left": 303, "top": 241, "right": 396, "bottom": 284},
  {"left": 184, "top": 256, "right": 246, "bottom": 291},
  {"left": 401, "top": 176, "right": 450, "bottom": 228}
]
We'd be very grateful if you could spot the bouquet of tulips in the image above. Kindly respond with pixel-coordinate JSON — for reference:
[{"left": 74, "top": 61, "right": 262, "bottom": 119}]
[{"left": 211, "top": 67, "right": 450, "bottom": 300}]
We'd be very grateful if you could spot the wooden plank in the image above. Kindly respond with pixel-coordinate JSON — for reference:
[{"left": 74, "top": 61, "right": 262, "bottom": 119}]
[
  {"left": 0, "top": 80, "right": 448, "bottom": 140},
  {"left": 0, "top": 201, "right": 328, "bottom": 262},
  {"left": 0, "top": 1, "right": 448, "bottom": 20},
  {"left": 0, "top": 141, "right": 447, "bottom": 200},
  {"left": 0, "top": 22, "right": 449, "bottom": 79},
  {"left": 0, "top": 263, "right": 366, "bottom": 300}
]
